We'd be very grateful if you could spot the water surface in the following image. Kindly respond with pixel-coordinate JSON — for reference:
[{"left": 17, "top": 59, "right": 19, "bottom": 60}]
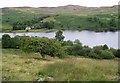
[{"left": 0, "top": 30, "right": 119, "bottom": 49}]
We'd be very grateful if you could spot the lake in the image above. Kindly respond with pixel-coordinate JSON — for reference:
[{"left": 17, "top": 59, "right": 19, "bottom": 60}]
[{"left": 0, "top": 30, "right": 119, "bottom": 49}]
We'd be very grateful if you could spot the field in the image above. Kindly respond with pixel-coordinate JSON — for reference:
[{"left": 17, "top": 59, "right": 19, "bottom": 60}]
[{"left": 2, "top": 49, "right": 118, "bottom": 81}]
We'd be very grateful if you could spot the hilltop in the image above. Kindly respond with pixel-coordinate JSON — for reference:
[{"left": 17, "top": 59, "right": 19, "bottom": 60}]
[{"left": 2, "top": 5, "right": 118, "bottom": 15}]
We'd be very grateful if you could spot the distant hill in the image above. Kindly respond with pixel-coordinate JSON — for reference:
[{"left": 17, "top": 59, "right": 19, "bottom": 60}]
[
  {"left": 2, "top": 5, "right": 118, "bottom": 15},
  {"left": 1, "top": 5, "right": 119, "bottom": 32}
]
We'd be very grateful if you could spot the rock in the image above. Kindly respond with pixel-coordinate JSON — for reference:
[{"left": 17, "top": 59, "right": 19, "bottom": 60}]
[
  {"left": 34, "top": 75, "right": 45, "bottom": 83},
  {"left": 46, "top": 76, "right": 54, "bottom": 81},
  {"left": 34, "top": 75, "right": 54, "bottom": 82},
  {"left": 115, "top": 76, "right": 120, "bottom": 81}
]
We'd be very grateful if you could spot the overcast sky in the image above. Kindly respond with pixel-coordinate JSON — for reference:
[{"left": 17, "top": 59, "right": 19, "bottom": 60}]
[{"left": 0, "top": 0, "right": 120, "bottom": 8}]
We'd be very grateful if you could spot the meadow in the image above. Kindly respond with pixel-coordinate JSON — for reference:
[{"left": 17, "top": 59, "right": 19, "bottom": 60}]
[{"left": 2, "top": 49, "right": 118, "bottom": 81}]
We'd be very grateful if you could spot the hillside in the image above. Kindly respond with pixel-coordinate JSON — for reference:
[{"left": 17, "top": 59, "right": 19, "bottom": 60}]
[
  {"left": 2, "top": 49, "right": 118, "bottom": 81},
  {"left": 2, "top": 5, "right": 118, "bottom": 15},
  {"left": 1, "top": 5, "right": 119, "bottom": 32}
]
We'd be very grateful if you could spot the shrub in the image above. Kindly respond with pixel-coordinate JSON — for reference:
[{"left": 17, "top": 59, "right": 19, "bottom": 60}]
[
  {"left": 2, "top": 34, "right": 11, "bottom": 48},
  {"left": 55, "top": 30, "right": 64, "bottom": 41},
  {"left": 20, "top": 36, "right": 65, "bottom": 58},
  {"left": 10, "top": 36, "right": 22, "bottom": 49},
  {"left": 80, "top": 47, "right": 92, "bottom": 56},
  {"left": 62, "top": 40, "right": 73, "bottom": 46},
  {"left": 99, "top": 50, "right": 115, "bottom": 59},
  {"left": 114, "top": 49, "right": 120, "bottom": 58},
  {"left": 41, "top": 22, "right": 54, "bottom": 29},
  {"left": 88, "top": 51, "right": 100, "bottom": 59},
  {"left": 67, "top": 44, "right": 82, "bottom": 55}
]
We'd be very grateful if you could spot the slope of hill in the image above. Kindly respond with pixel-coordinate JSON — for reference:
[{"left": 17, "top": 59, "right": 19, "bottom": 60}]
[
  {"left": 2, "top": 5, "right": 118, "bottom": 15},
  {"left": 2, "top": 49, "right": 118, "bottom": 81},
  {"left": 1, "top": 5, "right": 119, "bottom": 32}
]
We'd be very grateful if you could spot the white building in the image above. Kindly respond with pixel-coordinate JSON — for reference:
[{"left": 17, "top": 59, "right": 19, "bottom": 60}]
[{"left": 25, "top": 27, "right": 31, "bottom": 30}]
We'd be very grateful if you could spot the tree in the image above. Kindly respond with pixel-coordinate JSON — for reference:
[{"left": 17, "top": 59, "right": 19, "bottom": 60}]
[
  {"left": 2, "top": 34, "right": 11, "bottom": 48},
  {"left": 103, "top": 44, "right": 109, "bottom": 50},
  {"left": 62, "top": 40, "right": 73, "bottom": 46},
  {"left": 74, "top": 39, "right": 82, "bottom": 45},
  {"left": 41, "top": 22, "right": 54, "bottom": 29},
  {"left": 116, "top": 49, "right": 120, "bottom": 58},
  {"left": 109, "top": 18, "right": 116, "bottom": 27},
  {"left": 99, "top": 50, "right": 115, "bottom": 59},
  {"left": 10, "top": 36, "right": 22, "bottom": 49},
  {"left": 67, "top": 44, "right": 83, "bottom": 55},
  {"left": 55, "top": 30, "right": 64, "bottom": 41}
]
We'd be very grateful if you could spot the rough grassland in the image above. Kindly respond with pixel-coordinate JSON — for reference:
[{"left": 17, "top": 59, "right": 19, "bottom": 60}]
[{"left": 2, "top": 49, "right": 118, "bottom": 81}]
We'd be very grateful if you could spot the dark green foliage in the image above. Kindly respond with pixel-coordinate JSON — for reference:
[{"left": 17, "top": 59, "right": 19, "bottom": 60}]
[
  {"left": 2, "top": 34, "right": 11, "bottom": 48},
  {"left": 109, "top": 18, "right": 117, "bottom": 27},
  {"left": 116, "top": 49, "right": 120, "bottom": 58},
  {"left": 41, "top": 22, "right": 54, "bottom": 29},
  {"left": 67, "top": 40, "right": 83, "bottom": 55},
  {"left": 99, "top": 50, "right": 115, "bottom": 59},
  {"left": 10, "top": 15, "right": 51, "bottom": 30},
  {"left": 103, "top": 44, "right": 109, "bottom": 50},
  {"left": 10, "top": 37, "right": 20, "bottom": 48},
  {"left": 2, "top": 34, "right": 118, "bottom": 59},
  {"left": 12, "top": 21, "right": 26, "bottom": 30},
  {"left": 62, "top": 40, "right": 73, "bottom": 46},
  {"left": 90, "top": 46, "right": 115, "bottom": 59},
  {"left": 80, "top": 46, "right": 92, "bottom": 56},
  {"left": 74, "top": 39, "right": 82, "bottom": 45},
  {"left": 93, "top": 46, "right": 103, "bottom": 54},
  {"left": 16, "top": 36, "right": 66, "bottom": 57},
  {"left": 67, "top": 44, "right": 82, "bottom": 55},
  {"left": 55, "top": 30, "right": 65, "bottom": 41}
]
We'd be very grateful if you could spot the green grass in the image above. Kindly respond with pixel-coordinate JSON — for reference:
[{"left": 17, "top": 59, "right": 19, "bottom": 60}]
[
  {"left": 12, "top": 29, "right": 57, "bottom": 33},
  {"left": 2, "top": 7, "right": 119, "bottom": 32},
  {"left": 2, "top": 49, "right": 118, "bottom": 81}
]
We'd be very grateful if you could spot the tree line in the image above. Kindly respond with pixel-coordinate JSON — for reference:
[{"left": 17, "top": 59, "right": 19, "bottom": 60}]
[{"left": 2, "top": 31, "right": 120, "bottom": 59}]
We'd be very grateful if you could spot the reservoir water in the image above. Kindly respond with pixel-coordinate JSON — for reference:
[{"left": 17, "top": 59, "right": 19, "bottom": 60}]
[{"left": 0, "top": 30, "right": 119, "bottom": 49}]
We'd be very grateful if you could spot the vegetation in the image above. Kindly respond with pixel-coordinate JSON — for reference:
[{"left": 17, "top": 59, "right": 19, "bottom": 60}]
[
  {"left": 2, "top": 49, "right": 118, "bottom": 81},
  {"left": 1, "top": 5, "right": 119, "bottom": 81},
  {"left": 55, "top": 30, "right": 65, "bottom": 41},
  {"left": 2, "top": 34, "right": 119, "bottom": 59},
  {"left": 1, "top": 5, "right": 119, "bottom": 32}
]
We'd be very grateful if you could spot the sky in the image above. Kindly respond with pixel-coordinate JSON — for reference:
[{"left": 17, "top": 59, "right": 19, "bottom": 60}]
[{"left": 0, "top": 0, "right": 120, "bottom": 8}]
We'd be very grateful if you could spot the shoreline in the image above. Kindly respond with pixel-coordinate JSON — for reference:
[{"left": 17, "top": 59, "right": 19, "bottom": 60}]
[{"left": 1, "top": 28, "right": 119, "bottom": 33}]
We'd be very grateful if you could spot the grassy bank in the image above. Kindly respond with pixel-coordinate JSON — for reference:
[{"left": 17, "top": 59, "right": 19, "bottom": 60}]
[{"left": 2, "top": 49, "right": 118, "bottom": 81}]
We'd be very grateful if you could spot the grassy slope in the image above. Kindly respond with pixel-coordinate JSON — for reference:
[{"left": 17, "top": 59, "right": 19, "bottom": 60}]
[
  {"left": 2, "top": 49, "right": 118, "bottom": 81},
  {"left": 1, "top": 5, "right": 118, "bottom": 32}
]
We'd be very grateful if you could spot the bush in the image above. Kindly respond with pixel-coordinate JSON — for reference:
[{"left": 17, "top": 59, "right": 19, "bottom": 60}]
[
  {"left": 2, "top": 34, "right": 11, "bottom": 48},
  {"left": 2, "top": 34, "right": 118, "bottom": 59},
  {"left": 88, "top": 51, "right": 100, "bottom": 59},
  {"left": 62, "top": 40, "right": 73, "bottom": 46},
  {"left": 114, "top": 49, "right": 120, "bottom": 58},
  {"left": 20, "top": 36, "right": 66, "bottom": 58},
  {"left": 99, "top": 50, "right": 115, "bottom": 59},
  {"left": 80, "top": 47, "right": 92, "bottom": 56},
  {"left": 67, "top": 44, "right": 82, "bottom": 55},
  {"left": 10, "top": 36, "right": 22, "bottom": 49},
  {"left": 41, "top": 22, "right": 54, "bottom": 29}
]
